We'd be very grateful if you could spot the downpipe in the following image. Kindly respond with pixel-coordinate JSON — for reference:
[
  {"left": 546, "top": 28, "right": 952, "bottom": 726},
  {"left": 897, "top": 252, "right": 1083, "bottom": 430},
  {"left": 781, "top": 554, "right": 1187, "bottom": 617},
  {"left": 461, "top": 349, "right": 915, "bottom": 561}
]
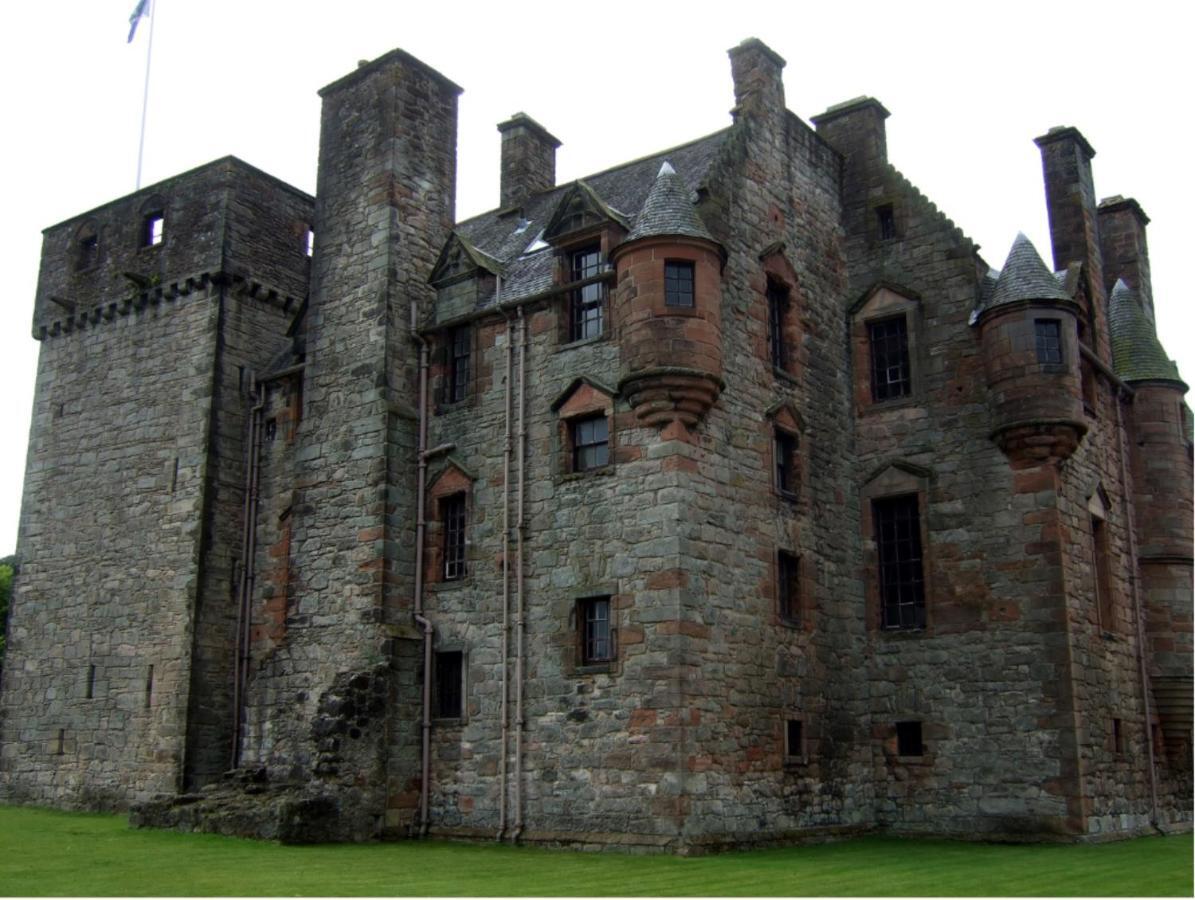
[{"left": 411, "top": 301, "right": 435, "bottom": 837}]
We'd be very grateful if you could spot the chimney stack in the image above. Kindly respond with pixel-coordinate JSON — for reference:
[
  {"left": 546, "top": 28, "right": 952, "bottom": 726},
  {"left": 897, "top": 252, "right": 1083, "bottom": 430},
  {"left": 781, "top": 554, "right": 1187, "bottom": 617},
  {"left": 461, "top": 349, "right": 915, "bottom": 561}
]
[
  {"left": 1033, "top": 126, "right": 1103, "bottom": 286},
  {"left": 727, "top": 38, "right": 786, "bottom": 121},
  {"left": 497, "top": 113, "right": 560, "bottom": 210},
  {"left": 811, "top": 96, "right": 890, "bottom": 167},
  {"left": 1098, "top": 195, "right": 1154, "bottom": 321}
]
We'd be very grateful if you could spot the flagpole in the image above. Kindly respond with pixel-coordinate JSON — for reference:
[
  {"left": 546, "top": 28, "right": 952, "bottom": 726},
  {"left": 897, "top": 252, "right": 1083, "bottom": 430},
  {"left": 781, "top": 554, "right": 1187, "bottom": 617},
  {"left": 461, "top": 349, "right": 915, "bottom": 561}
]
[{"left": 135, "top": 0, "right": 156, "bottom": 190}]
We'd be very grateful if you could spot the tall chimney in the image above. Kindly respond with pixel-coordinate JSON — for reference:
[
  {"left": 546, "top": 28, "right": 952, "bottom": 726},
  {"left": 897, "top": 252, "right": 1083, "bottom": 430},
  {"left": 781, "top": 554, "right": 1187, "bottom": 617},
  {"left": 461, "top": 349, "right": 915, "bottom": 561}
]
[
  {"left": 811, "top": 96, "right": 890, "bottom": 167},
  {"left": 1033, "top": 127, "right": 1103, "bottom": 284},
  {"left": 1098, "top": 195, "right": 1154, "bottom": 321},
  {"left": 497, "top": 113, "right": 560, "bottom": 210},
  {"left": 727, "top": 38, "right": 786, "bottom": 122}
]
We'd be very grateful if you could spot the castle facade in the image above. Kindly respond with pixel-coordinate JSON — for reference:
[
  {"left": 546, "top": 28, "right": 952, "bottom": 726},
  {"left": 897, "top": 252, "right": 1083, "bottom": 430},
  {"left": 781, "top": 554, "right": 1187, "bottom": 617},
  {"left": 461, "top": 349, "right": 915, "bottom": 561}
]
[{"left": 0, "top": 40, "right": 1190, "bottom": 849}]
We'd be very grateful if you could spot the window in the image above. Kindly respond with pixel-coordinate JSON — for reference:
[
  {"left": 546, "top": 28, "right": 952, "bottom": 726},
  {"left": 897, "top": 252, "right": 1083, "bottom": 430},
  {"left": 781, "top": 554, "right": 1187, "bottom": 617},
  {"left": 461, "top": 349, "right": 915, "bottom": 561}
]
[
  {"left": 869, "top": 316, "right": 911, "bottom": 401},
  {"left": 448, "top": 325, "right": 470, "bottom": 404},
  {"left": 774, "top": 429, "right": 799, "bottom": 497},
  {"left": 1035, "top": 319, "right": 1063, "bottom": 365},
  {"left": 664, "top": 260, "right": 695, "bottom": 308},
  {"left": 442, "top": 493, "right": 467, "bottom": 581},
  {"left": 1092, "top": 514, "right": 1113, "bottom": 631},
  {"left": 778, "top": 550, "right": 800, "bottom": 625},
  {"left": 434, "top": 651, "right": 463, "bottom": 718},
  {"left": 569, "top": 246, "right": 605, "bottom": 341},
  {"left": 579, "top": 596, "right": 614, "bottom": 664},
  {"left": 304, "top": 228, "right": 315, "bottom": 258},
  {"left": 896, "top": 720, "right": 923, "bottom": 757},
  {"left": 572, "top": 415, "right": 609, "bottom": 472},
  {"left": 874, "top": 494, "right": 925, "bottom": 630},
  {"left": 1112, "top": 718, "right": 1124, "bottom": 754},
  {"left": 144, "top": 212, "right": 164, "bottom": 247},
  {"left": 77, "top": 233, "right": 99, "bottom": 271},
  {"left": 876, "top": 204, "right": 896, "bottom": 241},
  {"left": 767, "top": 281, "right": 788, "bottom": 371},
  {"left": 785, "top": 719, "right": 805, "bottom": 761}
]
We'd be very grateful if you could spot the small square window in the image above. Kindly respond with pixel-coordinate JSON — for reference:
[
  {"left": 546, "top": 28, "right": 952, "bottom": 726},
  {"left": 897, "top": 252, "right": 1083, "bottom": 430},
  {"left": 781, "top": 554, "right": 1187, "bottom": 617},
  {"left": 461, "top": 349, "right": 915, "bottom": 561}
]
[
  {"left": 572, "top": 415, "right": 609, "bottom": 472},
  {"left": 579, "top": 596, "right": 614, "bottom": 664},
  {"left": 778, "top": 550, "right": 800, "bottom": 625},
  {"left": 442, "top": 494, "right": 467, "bottom": 581},
  {"left": 435, "top": 651, "right": 463, "bottom": 718},
  {"left": 869, "top": 316, "right": 911, "bottom": 401},
  {"left": 786, "top": 719, "right": 805, "bottom": 761},
  {"left": 664, "top": 261, "right": 695, "bottom": 308},
  {"left": 144, "top": 213, "right": 164, "bottom": 247},
  {"left": 448, "top": 326, "right": 470, "bottom": 404},
  {"left": 1035, "top": 319, "right": 1063, "bottom": 365},
  {"left": 774, "top": 429, "right": 799, "bottom": 497},
  {"left": 896, "top": 720, "right": 922, "bottom": 757},
  {"left": 876, "top": 204, "right": 896, "bottom": 241}
]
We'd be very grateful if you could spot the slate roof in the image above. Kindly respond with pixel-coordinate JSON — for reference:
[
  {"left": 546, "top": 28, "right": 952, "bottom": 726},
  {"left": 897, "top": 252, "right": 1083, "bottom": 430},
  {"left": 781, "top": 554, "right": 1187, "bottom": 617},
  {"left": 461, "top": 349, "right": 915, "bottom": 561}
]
[
  {"left": 454, "top": 128, "right": 730, "bottom": 308},
  {"left": 625, "top": 161, "right": 716, "bottom": 243},
  {"left": 985, "top": 233, "right": 1072, "bottom": 311},
  {"left": 1108, "top": 279, "right": 1183, "bottom": 384}
]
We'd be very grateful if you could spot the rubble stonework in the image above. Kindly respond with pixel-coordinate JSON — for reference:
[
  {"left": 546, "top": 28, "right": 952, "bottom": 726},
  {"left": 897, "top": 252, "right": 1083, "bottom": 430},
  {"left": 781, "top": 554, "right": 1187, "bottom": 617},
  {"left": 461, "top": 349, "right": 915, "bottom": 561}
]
[{"left": 0, "top": 39, "right": 1190, "bottom": 849}]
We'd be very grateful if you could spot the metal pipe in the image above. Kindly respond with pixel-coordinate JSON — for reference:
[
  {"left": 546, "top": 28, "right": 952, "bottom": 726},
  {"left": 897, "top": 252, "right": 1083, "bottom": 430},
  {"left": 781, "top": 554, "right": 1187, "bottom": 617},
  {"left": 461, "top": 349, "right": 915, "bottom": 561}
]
[
  {"left": 237, "top": 392, "right": 265, "bottom": 768},
  {"left": 513, "top": 306, "right": 527, "bottom": 841},
  {"left": 411, "top": 300, "right": 435, "bottom": 837},
  {"left": 231, "top": 389, "right": 262, "bottom": 767},
  {"left": 497, "top": 297, "right": 512, "bottom": 841},
  {"left": 1115, "top": 388, "right": 1160, "bottom": 829}
]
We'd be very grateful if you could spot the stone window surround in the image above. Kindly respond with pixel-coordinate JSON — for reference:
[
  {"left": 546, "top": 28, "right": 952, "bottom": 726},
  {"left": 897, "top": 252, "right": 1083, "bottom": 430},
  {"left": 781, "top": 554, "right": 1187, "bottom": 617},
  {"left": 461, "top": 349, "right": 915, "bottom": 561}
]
[
  {"left": 851, "top": 284, "right": 923, "bottom": 416},
  {"left": 860, "top": 461, "right": 933, "bottom": 635},
  {"left": 75, "top": 220, "right": 100, "bottom": 272},
  {"left": 784, "top": 716, "right": 807, "bottom": 765},
  {"left": 664, "top": 259, "right": 695, "bottom": 308},
  {"left": 775, "top": 547, "right": 804, "bottom": 629},
  {"left": 570, "top": 591, "right": 621, "bottom": 675},
  {"left": 139, "top": 195, "right": 167, "bottom": 250},
  {"left": 759, "top": 245, "right": 802, "bottom": 382},
  {"left": 424, "top": 461, "right": 474, "bottom": 587},
  {"left": 432, "top": 646, "right": 467, "bottom": 724},
  {"left": 765, "top": 401, "right": 804, "bottom": 504},
  {"left": 551, "top": 377, "right": 617, "bottom": 480},
  {"left": 551, "top": 226, "right": 620, "bottom": 349},
  {"left": 1087, "top": 486, "right": 1117, "bottom": 635}
]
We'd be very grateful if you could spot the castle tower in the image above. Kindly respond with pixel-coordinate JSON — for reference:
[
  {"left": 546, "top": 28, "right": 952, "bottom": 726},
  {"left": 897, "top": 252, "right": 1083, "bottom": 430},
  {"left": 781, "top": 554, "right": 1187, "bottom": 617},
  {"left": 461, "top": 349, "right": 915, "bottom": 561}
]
[
  {"left": 977, "top": 234, "right": 1086, "bottom": 465},
  {"left": 612, "top": 162, "right": 725, "bottom": 435}
]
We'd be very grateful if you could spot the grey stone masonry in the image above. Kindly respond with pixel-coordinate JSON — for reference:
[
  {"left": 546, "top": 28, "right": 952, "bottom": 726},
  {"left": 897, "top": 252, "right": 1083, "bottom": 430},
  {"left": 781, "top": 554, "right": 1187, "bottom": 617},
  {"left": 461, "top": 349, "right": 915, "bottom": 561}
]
[{"left": 1, "top": 39, "right": 1190, "bottom": 848}]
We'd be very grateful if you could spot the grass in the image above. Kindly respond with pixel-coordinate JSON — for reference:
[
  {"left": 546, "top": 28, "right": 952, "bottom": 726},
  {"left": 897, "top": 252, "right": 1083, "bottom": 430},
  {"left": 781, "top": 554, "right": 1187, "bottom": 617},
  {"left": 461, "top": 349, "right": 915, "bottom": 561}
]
[{"left": 0, "top": 806, "right": 1190, "bottom": 896}]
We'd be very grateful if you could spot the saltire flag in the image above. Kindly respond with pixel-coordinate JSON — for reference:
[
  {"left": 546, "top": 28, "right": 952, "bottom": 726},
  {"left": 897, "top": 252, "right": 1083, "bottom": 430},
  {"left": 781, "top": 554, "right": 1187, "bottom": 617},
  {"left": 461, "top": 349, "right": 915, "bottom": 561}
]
[{"left": 127, "top": 0, "right": 151, "bottom": 43}]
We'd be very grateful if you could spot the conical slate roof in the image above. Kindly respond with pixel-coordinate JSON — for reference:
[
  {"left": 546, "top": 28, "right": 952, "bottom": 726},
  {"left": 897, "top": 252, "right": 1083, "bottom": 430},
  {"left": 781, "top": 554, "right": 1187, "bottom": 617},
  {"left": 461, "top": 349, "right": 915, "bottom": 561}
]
[
  {"left": 1108, "top": 279, "right": 1183, "bottom": 383},
  {"left": 626, "top": 161, "right": 716, "bottom": 243},
  {"left": 987, "top": 233, "right": 1072, "bottom": 310}
]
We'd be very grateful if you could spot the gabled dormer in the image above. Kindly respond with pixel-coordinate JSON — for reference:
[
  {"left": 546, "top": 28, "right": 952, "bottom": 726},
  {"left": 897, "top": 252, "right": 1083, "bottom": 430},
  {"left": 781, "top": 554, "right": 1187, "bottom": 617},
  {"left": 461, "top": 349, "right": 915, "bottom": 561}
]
[
  {"left": 429, "top": 231, "right": 504, "bottom": 325},
  {"left": 543, "top": 180, "right": 630, "bottom": 248}
]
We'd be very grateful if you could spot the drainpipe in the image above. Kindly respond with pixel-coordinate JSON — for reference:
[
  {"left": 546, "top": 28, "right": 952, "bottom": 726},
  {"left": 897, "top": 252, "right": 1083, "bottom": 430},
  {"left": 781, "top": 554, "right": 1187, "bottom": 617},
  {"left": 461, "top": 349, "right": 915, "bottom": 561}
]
[
  {"left": 512, "top": 305, "right": 527, "bottom": 841},
  {"left": 1115, "top": 388, "right": 1160, "bottom": 830},
  {"left": 231, "top": 387, "right": 262, "bottom": 767},
  {"left": 497, "top": 281, "right": 512, "bottom": 841},
  {"left": 410, "top": 300, "right": 435, "bottom": 837}
]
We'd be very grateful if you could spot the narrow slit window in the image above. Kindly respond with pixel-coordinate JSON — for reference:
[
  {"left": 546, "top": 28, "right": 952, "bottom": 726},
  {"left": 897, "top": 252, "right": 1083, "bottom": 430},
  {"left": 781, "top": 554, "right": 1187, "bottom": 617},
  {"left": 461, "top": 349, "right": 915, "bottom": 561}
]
[
  {"left": 569, "top": 246, "right": 605, "bottom": 341},
  {"left": 85, "top": 664, "right": 96, "bottom": 700},
  {"left": 774, "top": 429, "right": 798, "bottom": 497},
  {"left": 145, "top": 664, "right": 154, "bottom": 708},
  {"left": 56, "top": 729, "right": 65, "bottom": 756},
  {"left": 580, "top": 596, "right": 613, "bottom": 664},
  {"left": 876, "top": 204, "right": 896, "bottom": 241},
  {"left": 786, "top": 719, "right": 804, "bottom": 760},
  {"left": 449, "top": 326, "right": 470, "bottom": 404},
  {"left": 767, "top": 282, "right": 788, "bottom": 371},
  {"left": 442, "top": 493, "right": 467, "bottom": 581},
  {"left": 869, "top": 316, "right": 911, "bottom": 401},
  {"left": 896, "top": 720, "right": 923, "bottom": 757},
  {"left": 304, "top": 228, "right": 315, "bottom": 258},
  {"left": 778, "top": 550, "right": 800, "bottom": 625},
  {"left": 875, "top": 494, "right": 925, "bottom": 630},
  {"left": 144, "top": 213, "right": 164, "bottom": 247},
  {"left": 1092, "top": 515, "right": 1114, "bottom": 631},
  {"left": 78, "top": 233, "right": 99, "bottom": 271}
]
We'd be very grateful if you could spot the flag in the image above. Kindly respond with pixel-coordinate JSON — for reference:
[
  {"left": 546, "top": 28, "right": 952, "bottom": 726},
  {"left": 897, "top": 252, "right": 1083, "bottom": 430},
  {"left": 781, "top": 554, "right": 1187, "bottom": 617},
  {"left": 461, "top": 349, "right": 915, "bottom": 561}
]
[{"left": 127, "top": 0, "right": 151, "bottom": 43}]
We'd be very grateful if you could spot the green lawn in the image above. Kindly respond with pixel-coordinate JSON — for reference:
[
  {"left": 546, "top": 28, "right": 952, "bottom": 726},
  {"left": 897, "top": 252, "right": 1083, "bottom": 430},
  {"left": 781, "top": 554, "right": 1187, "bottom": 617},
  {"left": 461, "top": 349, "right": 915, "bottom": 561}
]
[{"left": 0, "top": 806, "right": 1190, "bottom": 896}]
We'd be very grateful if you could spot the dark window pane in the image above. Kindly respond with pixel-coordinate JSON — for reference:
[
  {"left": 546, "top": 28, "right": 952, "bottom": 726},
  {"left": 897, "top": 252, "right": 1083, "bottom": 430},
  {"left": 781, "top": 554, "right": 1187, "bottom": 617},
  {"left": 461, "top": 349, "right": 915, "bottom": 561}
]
[
  {"left": 450, "top": 326, "right": 470, "bottom": 403},
  {"left": 78, "top": 234, "right": 99, "bottom": 271},
  {"left": 572, "top": 415, "right": 609, "bottom": 472},
  {"left": 896, "top": 720, "right": 922, "bottom": 756},
  {"left": 443, "top": 494, "right": 467, "bottom": 580},
  {"left": 868, "top": 316, "right": 911, "bottom": 401},
  {"left": 778, "top": 550, "right": 800, "bottom": 624},
  {"left": 144, "top": 213, "right": 164, "bottom": 247},
  {"left": 435, "top": 651, "right": 463, "bottom": 718},
  {"left": 1035, "top": 319, "right": 1063, "bottom": 365},
  {"left": 775, "top": 430, "right": 797, "bottom": 495},
  {"left": 877, "top": 204, "right": 896, "bottom": 241},
  {"left": 665, "top": 261, "right": 695, "bottom": 307},
  {"left": 767, "top": 283, "right": 788, "bottom": 370},
  {"left": 786, "top": 719, "right": 803, "bottom": 758},
  {"left": 582, "top": 597, "right": 612, "bottom": 663},
  {"left": 570, "top": 247, "right": 605, "bottom": 341},
  {"left": 875, "top": 494, "right": 925, "bottom": 630}
]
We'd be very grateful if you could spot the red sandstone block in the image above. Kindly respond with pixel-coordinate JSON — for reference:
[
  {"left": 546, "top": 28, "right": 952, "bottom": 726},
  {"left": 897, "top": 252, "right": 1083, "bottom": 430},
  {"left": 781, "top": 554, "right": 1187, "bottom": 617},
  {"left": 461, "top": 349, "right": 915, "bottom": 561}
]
[{"left": 646, "top": 569, "right": 689, "bottom": 589}]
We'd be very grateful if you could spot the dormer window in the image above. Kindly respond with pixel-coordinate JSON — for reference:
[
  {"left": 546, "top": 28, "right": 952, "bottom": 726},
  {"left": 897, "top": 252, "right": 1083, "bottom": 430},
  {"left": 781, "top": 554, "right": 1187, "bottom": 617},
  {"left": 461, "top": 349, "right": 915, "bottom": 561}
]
[
  {"left": 144, "top": 212, "right": 164, "bottom": 247},
  {"left": 570, "top": 245, "right": 605, "bottom": 341}
]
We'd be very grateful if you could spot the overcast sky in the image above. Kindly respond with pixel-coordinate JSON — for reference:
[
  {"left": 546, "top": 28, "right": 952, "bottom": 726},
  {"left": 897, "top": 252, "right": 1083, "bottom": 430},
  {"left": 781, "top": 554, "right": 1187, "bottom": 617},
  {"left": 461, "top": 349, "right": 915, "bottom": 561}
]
[{"left": 1, "top": 0, "right": 1191, "bottom": 555}]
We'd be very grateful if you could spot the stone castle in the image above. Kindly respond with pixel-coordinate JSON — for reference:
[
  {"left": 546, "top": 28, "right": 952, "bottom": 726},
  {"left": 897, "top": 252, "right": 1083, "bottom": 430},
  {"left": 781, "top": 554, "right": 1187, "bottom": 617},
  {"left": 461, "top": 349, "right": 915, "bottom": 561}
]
[{"left": 1, "top": 40, "right": 1190, "bottom": 849}]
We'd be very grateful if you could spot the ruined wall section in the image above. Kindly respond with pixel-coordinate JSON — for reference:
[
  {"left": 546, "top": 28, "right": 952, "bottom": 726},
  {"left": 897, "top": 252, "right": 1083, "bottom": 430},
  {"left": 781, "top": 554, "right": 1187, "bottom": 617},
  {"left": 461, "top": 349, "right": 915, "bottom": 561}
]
[{"left": 814, "top": 100, "right": 1084, "bottom": 837}]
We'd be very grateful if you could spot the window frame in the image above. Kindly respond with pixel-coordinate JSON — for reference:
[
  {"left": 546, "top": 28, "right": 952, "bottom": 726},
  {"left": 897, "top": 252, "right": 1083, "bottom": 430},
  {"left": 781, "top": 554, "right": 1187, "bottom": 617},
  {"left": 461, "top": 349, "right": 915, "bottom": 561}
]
[
  {"left": 784, "top": 718, "right": 806, "bottom": 764},
  {"left": 434, "top": 650, "right": 464, "bottom": 720},
  {"left": 777, "top": 549, "right": 801, "bottom": 626},
  {"left": 874, "top": 493, "right": 926, "bottom": 631},
  {"left": 568, "top": 245, "right": 606, "bottom": 342},
  {"left": 664, "top": 259, "right": 695, "bottom": 308},
  {"left": 441, "top": 492, "right": 467, "bottom": 581},
  {"left": 896, "top": 720, "right": 923, "bottom": 758},
  {"left": 876, "top": 204, "right": 897, "bottom": 241},
  {"left": 766, "top": 280, "right": 789, "bottom": 373},
  {"left": 1034, "top": 318, "right": 1064, "bottom": 366},
  {"left": 578, "top": 595, "right": 616, "bottom": 667},
  {"left": 868, "top": 315, "right": 912, "bottom": 402},
  {"left": 774, "top": 428, "right": 799, "bottom": 499},
  {"left": 448, "top": 324, "right": 471, "bottom": 405},
  {"left": 143, "top": 212, "right": 165, "bottom": 248},
  {"left": 571, "top": 414, "right": 610, "bottom": 473}
]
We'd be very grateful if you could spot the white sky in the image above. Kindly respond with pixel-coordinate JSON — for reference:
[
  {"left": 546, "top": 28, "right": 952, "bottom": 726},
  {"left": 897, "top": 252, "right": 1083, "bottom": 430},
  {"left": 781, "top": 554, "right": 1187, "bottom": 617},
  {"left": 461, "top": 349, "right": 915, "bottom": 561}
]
[{"left": 1, "top": 0, "right": 1192, "bottom": 556}]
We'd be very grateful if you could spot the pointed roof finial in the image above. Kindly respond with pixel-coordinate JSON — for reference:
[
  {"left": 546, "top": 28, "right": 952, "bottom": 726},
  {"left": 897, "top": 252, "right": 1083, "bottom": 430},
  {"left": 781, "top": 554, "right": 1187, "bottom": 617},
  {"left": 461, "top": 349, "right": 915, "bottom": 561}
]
[
  {"left": 1108, "top": 279, "right": 1184, "bottom": 385},
  {"left": 987, "top": 233, "right": 1072, "bottom": 310}
]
